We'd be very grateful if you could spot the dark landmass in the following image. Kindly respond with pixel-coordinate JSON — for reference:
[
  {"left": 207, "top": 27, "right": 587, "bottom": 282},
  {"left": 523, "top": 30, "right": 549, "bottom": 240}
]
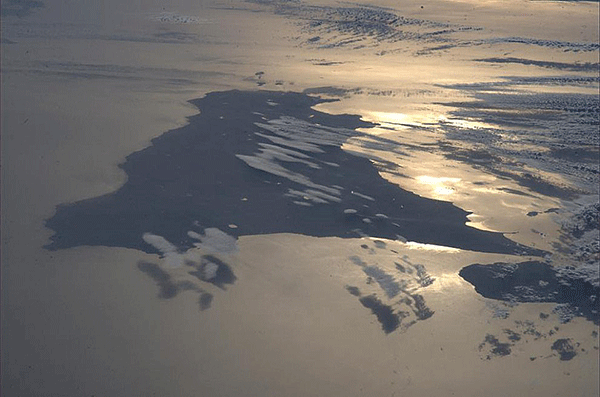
[
  {"left": 45, "top": 90, "right": 535, "bottom": 256},
  {"left": 138, "top": 262, "right": 184, "bottom": 299},
  {"left": 475, "top": 57, "right": 600, "bottom": 72},
  {"left": 303, "top": 86, "right": 361, "bottom": 97},
  {"left": 562, "top": 202, "right": 599, "bottom": 238},
  {"left": 199, "top": 293, "right": 214, "bottom": 311},
  {"left": 137, "top": 261, "right": 215, "bottom": 310},
  {"left": 345, "top": 285, "right": 361, "bottom": 297},
  {"left": 187, "top": 255, "right": 236, "bottom": 290},
  {"left": 345, "top": 284, "right": 402, "bottom": 334},
  {"left": 359, "top": 294, "right": 401, "bottom": 334},
  {"left": 362, "top": 265, "right": 402, "bottom": 298},
  {"left": 479, "top": 334, "right": 512, "bottom": 359},
  {"left": 551, "top": 338, "right": 578, "bottom": 361},
  {"left": 459, "top": 261, "right": 599, "bottom": 324},
  {"left": 346, "top": 255, "right": 435, "bottom": 333},
  {"left": 478, "top": 320, "right": 590, "bottom": 361},
  {"left": 503, "top": 328, "right": 522, "bottom": 342},
  {"left": 555, "top": 202, "right": 600, "bottom": 265},
  {"left": 410, "top": 294, "right": 434, "bottom": 320},
  {"left": 436, "top": 87, "right": 599, "bottom": 197}
]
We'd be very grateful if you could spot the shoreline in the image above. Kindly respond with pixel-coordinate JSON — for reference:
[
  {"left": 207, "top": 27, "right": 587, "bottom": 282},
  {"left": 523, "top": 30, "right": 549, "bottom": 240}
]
[{"left": 44, "top": 89, "right": 544, "bottom": 256}]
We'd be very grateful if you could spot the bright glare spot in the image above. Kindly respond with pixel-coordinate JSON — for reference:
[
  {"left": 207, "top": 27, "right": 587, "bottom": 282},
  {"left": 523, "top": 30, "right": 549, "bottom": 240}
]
[
  {"left": 404, "top": 241, "right": 461, "bottom": 252},
  {"left": 466, "top": 214, "right": 501, "bottom": 232},
  {"left": 361, "top": 111, "right": 448, "bottom": 130},
  {"left": 434, "top": 186, "right": 455, "bottom": 196},
  {"left": 363, "top": 111, "right": 428, "bottom": 130},
  {"left": 416, "top": 176, "right": 461, "bottom": 198},
  {"left": 427, "top": 273, "right": 465, "bottom": 292},
  {"left": 416, "top": 176, "right": 461, "bottom": 184},
  {"left": 367, "top": 111, "right": 409, "bottom": 125},
  {"left": 438, "top": 116, "right": 495, "bottom": 130}
]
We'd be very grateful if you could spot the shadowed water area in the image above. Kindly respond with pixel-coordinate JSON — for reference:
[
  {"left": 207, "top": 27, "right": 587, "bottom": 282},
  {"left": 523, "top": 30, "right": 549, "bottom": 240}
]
[{"left": 45, "top": 90, "right": 541, "bottom": 255}]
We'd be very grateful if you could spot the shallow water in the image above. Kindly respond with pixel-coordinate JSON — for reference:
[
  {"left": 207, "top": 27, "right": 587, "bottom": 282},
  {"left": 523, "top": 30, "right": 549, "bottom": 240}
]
[{"left": 2, "top": 0, "right": 599, "bottom": 395}]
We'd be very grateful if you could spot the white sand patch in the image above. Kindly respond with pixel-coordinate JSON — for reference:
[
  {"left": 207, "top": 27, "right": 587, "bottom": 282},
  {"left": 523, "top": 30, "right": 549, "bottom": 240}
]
[
  {"left": 142, "top": 233, "right": 187, "bottom": 268},
  {"left": 188, "top": 228, "right": 239, "bottom": 254},
  {"left": 203, "top": 261, "right": 219, "bottom": 280}
]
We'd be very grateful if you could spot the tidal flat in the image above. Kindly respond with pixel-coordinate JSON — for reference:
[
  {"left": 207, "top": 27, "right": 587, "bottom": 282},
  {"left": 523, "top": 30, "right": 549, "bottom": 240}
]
[{"left": 2, "top": 0, "right": 598, "bottom": 396}]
